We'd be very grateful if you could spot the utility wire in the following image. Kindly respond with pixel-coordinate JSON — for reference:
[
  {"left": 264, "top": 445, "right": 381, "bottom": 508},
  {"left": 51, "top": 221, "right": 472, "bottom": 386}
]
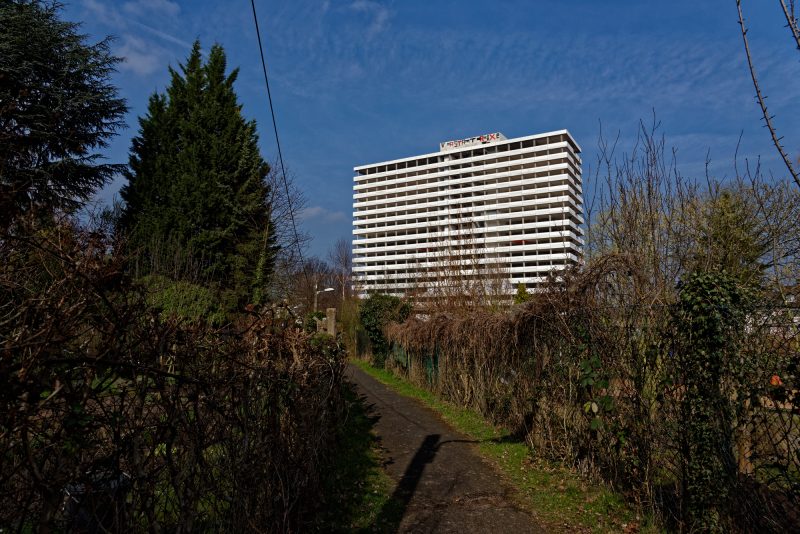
[{"left": 249, "top": 0, "right": 307, "bottom": 277}]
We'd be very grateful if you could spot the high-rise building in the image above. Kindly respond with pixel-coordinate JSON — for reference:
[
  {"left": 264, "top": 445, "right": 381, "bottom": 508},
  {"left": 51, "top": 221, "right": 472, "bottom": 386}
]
[{"left": 352, "top": 130, "right": 583, "bottom": 299}]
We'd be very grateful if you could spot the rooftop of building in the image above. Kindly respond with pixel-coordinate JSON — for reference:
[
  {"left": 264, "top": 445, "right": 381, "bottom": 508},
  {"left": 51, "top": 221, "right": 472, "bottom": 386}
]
[{"left": 353, "top": 129, "right": 581, "bottom": 172}]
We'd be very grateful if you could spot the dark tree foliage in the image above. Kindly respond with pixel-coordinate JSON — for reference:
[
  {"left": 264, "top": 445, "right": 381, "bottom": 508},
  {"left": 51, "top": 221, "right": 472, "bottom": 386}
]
[
  {"left": 0, "top": 223, "right": 346, "bottom": 531},
  {"left": 119, "top": 42, "right": 277, "bottom": 307},
  {"left": 0, "top": 0, "right": 127, "bottom": 230},
  {"left": 359, "top": 293, "right": 412, "bottom": 361}
]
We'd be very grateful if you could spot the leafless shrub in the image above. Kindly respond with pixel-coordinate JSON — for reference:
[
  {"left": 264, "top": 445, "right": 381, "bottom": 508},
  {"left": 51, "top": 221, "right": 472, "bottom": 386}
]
[
  {"left": 0, "top": 220, "right": 345, "bottom": 532},
  {"left": 405, "top": 209, "right": 512, "bottom": 314},
  {"left": 262, "top": 164, "right": 312, "bottom": 303},
  {"left": 736, "top": 0, "right": 800, "bottom": 190}
]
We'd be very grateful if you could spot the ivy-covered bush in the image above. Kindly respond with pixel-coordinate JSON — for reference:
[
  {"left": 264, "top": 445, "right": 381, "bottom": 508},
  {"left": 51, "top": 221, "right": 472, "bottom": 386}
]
[
  {"left": 671, "top": 271, "right": 749, "bottom": 532},
  {"left": 358, "top": 293, "right": 412, "bottom": 366},
  {"left": 304, "top": 310, "right": 326, "bottom": 333}
]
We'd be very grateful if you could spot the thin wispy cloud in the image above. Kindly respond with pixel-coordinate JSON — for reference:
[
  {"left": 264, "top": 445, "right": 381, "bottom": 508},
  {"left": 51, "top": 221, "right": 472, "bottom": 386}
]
[
  {"left": 116, "top": 35, "right": 164, "bottom": 75},
  {"left": 63, "top": 0, "right": 800, "bottom": 257},
  {"left": 80, "top": 0, "right": 189, "bottom": 76},
  {"left": 267, "top": 16, "right": 794, "bottom": 132},
  {"left": 122, "top": 0, "right": 180, "bottom": 18},
  {"left": 130, "top": 20, "right": 193, "bottom": 49},
  {"left": 80, "top": 0, "right": 120, "bottom": 26},
  {"left": 349, "top": 0, "right": 391, "bottom": 39},
  {"left": 299, "top": 206, "right": 347, "bottom": 223}
]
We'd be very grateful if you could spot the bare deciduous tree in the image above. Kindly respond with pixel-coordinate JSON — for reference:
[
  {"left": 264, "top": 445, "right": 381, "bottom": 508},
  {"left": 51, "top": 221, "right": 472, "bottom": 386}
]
[
  {"left": 407, "top": 209, "right": 511, "bottom": 313},
  {"left": 328, "top": 237, "right": 353, "bottom": 302},
  {"left": 263, "top": 165, "right": 312, "bottom": 302},
  {"left": 290, "top": 257, "right": 335, "bottom": 314}
]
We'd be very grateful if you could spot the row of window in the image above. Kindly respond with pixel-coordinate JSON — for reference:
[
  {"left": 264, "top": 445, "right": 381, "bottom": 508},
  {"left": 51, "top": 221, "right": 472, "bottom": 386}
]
[
  {"left": 354, "top": 169, "right": 581, "bottom": 210},
  {"left": 354, "top": 189, "right": 583, "bottom": 221},
  {"left": 354, "top": 214, "right": 582, "bottom": 240},
  {"left": 354, "top": 150, "right": 581, "bottom": 194},
  {"left": 354, "top": 200, "right": 582, "bottom": 231},
  {"left": 355, "top": 220, "right": 582, "bottom": 242},
  {"left": 354, "top": 152, "right": 581, "bottom": 196},
  {"left": 355, "top": 276, "right": 562, "bottom": 295},
  {"left": 353, "top": 247, "right": 580, "bottom": 268},
  {"left": 355, "top": 233, "right": 582, "bottom": 251},
  {"left": 353, "top": 261, "right": 579, "bottom": 289}
]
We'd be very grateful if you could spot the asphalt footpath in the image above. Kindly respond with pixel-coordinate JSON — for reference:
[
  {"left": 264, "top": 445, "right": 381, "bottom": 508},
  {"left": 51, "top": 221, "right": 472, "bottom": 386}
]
[{"left": 346, "top": 363, "right": 543, "bottom": 534}]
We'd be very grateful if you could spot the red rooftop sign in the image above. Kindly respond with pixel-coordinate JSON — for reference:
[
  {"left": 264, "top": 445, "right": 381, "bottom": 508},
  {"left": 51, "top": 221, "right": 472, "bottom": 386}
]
[{"left": 439, "top": 132, "right": 507, "bottom": 152}]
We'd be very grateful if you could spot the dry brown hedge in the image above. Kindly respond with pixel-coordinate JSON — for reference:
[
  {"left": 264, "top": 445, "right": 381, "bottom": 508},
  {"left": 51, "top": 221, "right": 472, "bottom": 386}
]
[
  {"left": 385, "top": 254, "right": 800, "bottom": 531},
  {"left": 0, "top": 223, "right": 346, "bottom": 532}
]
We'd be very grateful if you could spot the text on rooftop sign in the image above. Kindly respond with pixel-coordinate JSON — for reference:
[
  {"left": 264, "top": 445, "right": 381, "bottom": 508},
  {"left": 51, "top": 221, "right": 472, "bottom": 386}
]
[{"left": 439, "top": 132, "right": 506, "bottom": 151}]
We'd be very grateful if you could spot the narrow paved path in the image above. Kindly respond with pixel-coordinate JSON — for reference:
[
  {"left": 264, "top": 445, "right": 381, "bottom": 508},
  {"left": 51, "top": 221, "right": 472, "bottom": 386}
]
[{"left": 346, "top": 364, "right": 543, "bottom": 533}]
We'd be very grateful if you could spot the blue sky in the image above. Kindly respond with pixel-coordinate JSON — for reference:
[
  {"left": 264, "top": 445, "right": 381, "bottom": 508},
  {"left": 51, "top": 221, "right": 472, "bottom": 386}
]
[{"left": 64, "top": 0, "right": 799, "bottom": 258}]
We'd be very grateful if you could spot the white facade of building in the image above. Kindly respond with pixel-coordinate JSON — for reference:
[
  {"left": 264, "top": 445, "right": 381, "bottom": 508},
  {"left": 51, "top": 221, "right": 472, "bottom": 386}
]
[{"left": 352, "top": 130, "right": 583, "bottom": 298}]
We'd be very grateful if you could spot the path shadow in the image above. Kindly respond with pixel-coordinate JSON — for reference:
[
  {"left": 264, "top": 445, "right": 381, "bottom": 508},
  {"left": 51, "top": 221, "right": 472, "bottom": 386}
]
[
  {"left": 316, "top": 386, "right": 464, "bottom": 533},
  {"left": 488, "top": 433, "right": 526, "bottom": 445},
  {"left": 372, "top": 434, "right": 485, "bottom": 533},
  {"left": 373, "top": 434, "right": 441, "bottom": 533}
]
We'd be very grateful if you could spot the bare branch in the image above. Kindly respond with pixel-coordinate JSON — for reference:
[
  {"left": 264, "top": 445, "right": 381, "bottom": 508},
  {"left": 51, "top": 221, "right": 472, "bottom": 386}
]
[
  {"left": 779, "top": 0, "right": 800, "bottom": 51},
  {"left": 736, "top": 0, "right": 800, "bottom": 189}
]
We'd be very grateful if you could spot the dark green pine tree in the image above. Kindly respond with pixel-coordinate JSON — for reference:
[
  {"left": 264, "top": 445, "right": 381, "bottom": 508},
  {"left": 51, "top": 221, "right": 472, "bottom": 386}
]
[
  {"left": 120, "top": 42, "right": 277, "bottom": 307},
  {"left": 0, "top": 0, "right": 127, "bottom": 230},
  {"left": 117, "top": 93, "right": 173, "bottom": 243}
]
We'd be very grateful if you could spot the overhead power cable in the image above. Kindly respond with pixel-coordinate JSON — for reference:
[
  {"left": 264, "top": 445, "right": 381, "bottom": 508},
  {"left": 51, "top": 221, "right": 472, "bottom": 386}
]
[{"left": 249, "top": 0, "right": 307, "bottom": 278}]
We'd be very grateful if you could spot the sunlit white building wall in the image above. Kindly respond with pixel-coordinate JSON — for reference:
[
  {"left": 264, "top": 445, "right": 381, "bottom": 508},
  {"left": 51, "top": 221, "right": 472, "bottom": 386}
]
[{"left": 352, "top": 130, "right": 583, "bottom": 298}]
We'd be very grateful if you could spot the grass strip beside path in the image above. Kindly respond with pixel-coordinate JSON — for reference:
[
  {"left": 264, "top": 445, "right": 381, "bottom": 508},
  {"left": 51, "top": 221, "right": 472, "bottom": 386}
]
[{"left": 350, "top": 358, "right": 657, "bottom": 534}]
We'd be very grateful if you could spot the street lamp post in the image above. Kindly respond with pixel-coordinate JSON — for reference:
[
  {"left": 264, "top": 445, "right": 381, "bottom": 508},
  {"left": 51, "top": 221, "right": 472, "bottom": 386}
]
[{"left": 313, "top": 282, "right": 334, "bottom": 313}]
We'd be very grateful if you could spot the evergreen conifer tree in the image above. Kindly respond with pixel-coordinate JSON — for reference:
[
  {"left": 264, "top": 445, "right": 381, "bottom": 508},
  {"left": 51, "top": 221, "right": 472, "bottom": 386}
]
[
  {"left": 120, "top": 42, "right": 277, "bottom": 307},
  {"left": 689, "top": 189, "right": 768, "bottom": 288},
  {"left": 513, "top": 282, "right": 531, "bottom": 304},
  {"left": 0, "top": 0, "right": 126, "bottom": 230}
]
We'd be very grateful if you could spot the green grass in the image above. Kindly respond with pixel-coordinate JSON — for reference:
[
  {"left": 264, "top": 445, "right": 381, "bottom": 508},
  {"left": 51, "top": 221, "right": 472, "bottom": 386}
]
[
  {"left": 139, "top": 274, "right": 228, "bottom": 325},
  {"left": 312, "top": 382, "right": 404, "bottom": 533},
  {"left": 351, "top": 358, "right": 659, "bottom": 533}
]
